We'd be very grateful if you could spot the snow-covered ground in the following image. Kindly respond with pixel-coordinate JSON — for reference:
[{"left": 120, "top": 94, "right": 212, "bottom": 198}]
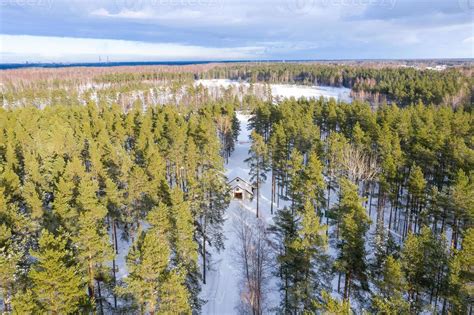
[
  {"left": 200, "top": 113, "right": 281, "bottom": 314},
  {"left": 107, "top": 113, "right": 281, "bottom": 314},
  {"left": 195, "top": 79, "right": 352, "bottom": 103},
  {"left": 108, "top": 112, "right": 401, "bottom": 314},
  {"left": 200, "top": 113, "right": 406, "bottom": 313},
  {"left": 271, "top": 84, "right": 352, "bottom": 103}
]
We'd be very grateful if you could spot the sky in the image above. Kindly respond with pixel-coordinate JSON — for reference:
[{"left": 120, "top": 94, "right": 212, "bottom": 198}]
[{"left": 0, "top": 0, "right": 473, "bottom": 62}]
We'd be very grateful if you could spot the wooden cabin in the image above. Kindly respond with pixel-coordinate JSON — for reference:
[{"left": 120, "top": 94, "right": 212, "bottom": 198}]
[{"left": 228, "top": 176, "right": 254, "bottom": 201}]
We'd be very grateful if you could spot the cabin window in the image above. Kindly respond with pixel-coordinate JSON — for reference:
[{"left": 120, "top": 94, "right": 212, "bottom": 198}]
[{"left": 234, "top": 192, "right": 243, "bottom": 199}]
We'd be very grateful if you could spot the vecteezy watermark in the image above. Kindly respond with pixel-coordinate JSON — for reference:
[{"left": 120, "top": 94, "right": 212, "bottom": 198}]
[
  {"left": 321, "top": 0, "right": 397, "bottom": 9},
  {"left": 283, "top": 0, "right": 397, "bottom": 15},
  {"left": 284, "top": 0, "right": 316, "bottom": 15},
  {"left": 0, "top": 0, "right": 54, "bottom": 8},
  {"left": 114, "top": 0, "right": 224, "bottom": 11},
  {"left": 458, "top": 0, "right": 474, "bottom": 13}
]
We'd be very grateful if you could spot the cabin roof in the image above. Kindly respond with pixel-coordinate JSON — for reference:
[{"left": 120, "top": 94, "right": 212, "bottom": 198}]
[{"left": 228, "top": 176, "right": 254, "bottom": 193}]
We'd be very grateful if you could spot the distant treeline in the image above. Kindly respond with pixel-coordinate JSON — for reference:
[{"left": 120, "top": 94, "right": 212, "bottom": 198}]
[
  {"left": 198, "top": 64, "right": 472, "bottom": 107},
  {"left": 95, "top": 71, "right": 195, "bottom": 83},
  {"left": 2, "top": 62, "right": 472, "bottom": 109}
]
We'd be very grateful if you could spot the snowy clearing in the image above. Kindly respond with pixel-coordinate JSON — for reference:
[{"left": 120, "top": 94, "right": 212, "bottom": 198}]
[
  {"left": 200, "top": 113, "right": 280, "bottom": 314},
  {"left": 195, "top": 79, "right": 352, "bottom": 103}
]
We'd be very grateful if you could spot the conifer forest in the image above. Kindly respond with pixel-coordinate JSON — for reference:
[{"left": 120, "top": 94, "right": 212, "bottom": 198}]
[{"left": 0, "top": 62, "right": 472, "bottom": 314}]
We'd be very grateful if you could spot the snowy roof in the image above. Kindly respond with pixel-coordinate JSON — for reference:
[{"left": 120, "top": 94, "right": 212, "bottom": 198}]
[{"left": 228, "top": 176, "right": 254, "bottom": 193}]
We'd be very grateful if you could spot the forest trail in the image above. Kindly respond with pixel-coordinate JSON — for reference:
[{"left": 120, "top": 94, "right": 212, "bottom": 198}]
[{"left": 200, "top": 113, "right": 278, "bottom": 315}]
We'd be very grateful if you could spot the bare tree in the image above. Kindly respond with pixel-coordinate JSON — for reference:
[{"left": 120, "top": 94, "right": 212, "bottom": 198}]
[
  {"left": 340, "top": 144, "right": 380, "bottom": 216},
  {"left": 341, "top": 144, "right": 379, "bottom": 184},
  {"left": 233, "top": 210, "right": 273, "bottom": 315}
]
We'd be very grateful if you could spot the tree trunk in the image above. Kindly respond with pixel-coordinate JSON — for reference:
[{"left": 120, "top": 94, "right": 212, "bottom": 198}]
[
  {"left": 327, "top": 180, "right": 331, "bottom": 236},
  {"left": 343, "top": 271, "right": 351, "bottom": 301},
  {"left": 404, "top": 193, "right": 411, "bottom": 238},
  {"left": 337, "top": 272, "right": 342, "bottom": 293},
  {"left": 388, "top": 202, "right": 393, "bottom": 230},
  {"left": 113, "top": 219, "right": 119, "bottom": 255},
  {"left": 369, "top": 183, "right": 375, "bottom": 217},
  {"left": 271, "top": 170, "right": 275, "bottom": 215},
  {"left": 97, "top": 279, "right": 104, "bottom": 315},
  {"left": 202, "top": 221, "right": 207, "bottom": 284},
  {"left": 256, "top": 164, "right": 260, "bottom": 218},
  {"left": 88, "top": 261, "right": 95, "bottom": 298},
  {"left": 112, "top": 258, "right": 117, "bottom": 308}
]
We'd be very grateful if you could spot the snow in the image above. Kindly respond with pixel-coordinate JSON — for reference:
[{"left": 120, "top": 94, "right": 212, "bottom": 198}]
[
  {"left": 195, "top": 79, "right": 352, "bottom": 103},
  {"left": 106, "top": 113, "right": 282, "bottom": 314},
  {"left": 271, "top": 84, "right": 352, "bottom": 103},
  {"left": 106, "top": 111, "right": 409, "bottom": 313},
  {"left": 195, "top": 79, "right": 245, "bottom": 90},
  {"left": 114, "top": 229, "right": 132, "bottom": 280},
  {"left": 200, "top": 113, "right": 281, "bottom": 314}
]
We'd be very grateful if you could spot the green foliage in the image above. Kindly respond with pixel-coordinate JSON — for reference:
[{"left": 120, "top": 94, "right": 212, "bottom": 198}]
[
  {"left": 335, "top": 179, "right": 371, "bottom": 302},
  {"left": 26, "top": 230, "right": 86, "bottom": 314},
  {"left": 401, "top": 227, "right": 449, "bottom": 313},
  {"left": 204, "top": 63, "right": 470, "bottom": 107},
  {"left": 121, "top": 228, "right": 171, "bottom": 313},
  {"left": 317, "top": 290, "right": 351, "bottom": 315},
  {"left": 158, "top": 270, "right": 192, "bottom": 315},
  {"left": 1, "top": 65, "right": 473, "bottom": 314},
  {"left": 246, "top": 130, "right": 270, "bottom": 217},
  {"left": 271, "top": 200, "right": 330, "bottom": 313},
  {"left": 372, "top": 256, "right": 409, "bottom": 314},
  {"left": 448, "top": 228, "right": 474, "bottom": 313},
  {"left": 302, "top": 151, "right": 326, "bottom": 214}
]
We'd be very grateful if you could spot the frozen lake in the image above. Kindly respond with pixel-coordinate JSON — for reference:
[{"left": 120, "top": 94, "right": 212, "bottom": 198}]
[{"left": 195, "top": 79, "right": 352, "bottom": 103}]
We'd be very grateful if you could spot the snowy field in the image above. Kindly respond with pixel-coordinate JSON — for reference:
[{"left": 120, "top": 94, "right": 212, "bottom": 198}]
[{"left": 195, "top": 79, "right": 352, "bottom": 103}]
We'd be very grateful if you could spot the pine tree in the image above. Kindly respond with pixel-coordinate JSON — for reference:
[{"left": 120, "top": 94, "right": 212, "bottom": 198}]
[
  {"left": 125, "top": 165, "right": 154, "bottom": 236},
  {"left": 352, "top": 122, "right": 368, "bottom": 149},
  {"left": 121, "top": 228, "right": 170, "bottom": 314},
  {"left": 0, "top": 224, "right": 21, "bottom": 312},
  {"left": 401, "top": 227, "right": 448, "bottom": 312},
  {"left": 192, "top": 164, "right": 229, "bottom": 284},
  {"left": 52, "top": 175, "right": 76, "bottom": 230},
  {"left": 447, "top": 228, "right": 474, "bottom": 313},
  {"left": 302, "top": 151, "right": 326, "bottom": 216},
  {"left": 73, "top": 175, "right": 113, "bottom": 306},
  {"left": 269, "top": 207, "right": 301, "bottom": 313},
  {"left": 268, "top": 122, "right": 289, "bottom": 212},
  {"left": 11, "top": 289, "right": 38, "bottom": 314},
  {"left": 246, "top": 130, "right": 269, "bottom": 217},
  {"left": 52, "top": 156, "right": 83, "bottom": 231},
  {"left": 170, "top": 188, "right": 197, "bottom": 264},
  {"left": 158, "top": 270, "right": 192, "bottom": 315},
  {"left": 169, "top": 188, "right": 200, "bottom": 308},
  {"left": 317, "top": 290, "right": 351, "bottom": 314},
  {"left": 372, "top": 256, "right": 409, "bottom": 314},
  {"left": 405, "top": 164, "right": 426, "bottom": 236},
  {"left": 335, "top": 178, "right": 370, "bottom": 303},
  {"left": 325, "top": 133, "right": 349, "bottom": 211},
  {"left": 187, "top": 114, "right": 229, "bottom": 285},
  {"left": 287, "top": 149, "right": 304, "bottom": 212},
  {"left": 26, "top": 230, "right": 86, "bottom": 314},
  {"left": 400, "top": 231, "right": 424, "bottom": 312},
  {"left": 295, "top": 200, "right": 330, "bottom": 312},
  {"left": 448, "top": 170, "right": 473, "bottom": 249}
]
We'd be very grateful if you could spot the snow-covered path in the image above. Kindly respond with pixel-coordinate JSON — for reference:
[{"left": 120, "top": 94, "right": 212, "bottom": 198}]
[{"left": 200, "top": 113, "right": 278, "bottom": 315}]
